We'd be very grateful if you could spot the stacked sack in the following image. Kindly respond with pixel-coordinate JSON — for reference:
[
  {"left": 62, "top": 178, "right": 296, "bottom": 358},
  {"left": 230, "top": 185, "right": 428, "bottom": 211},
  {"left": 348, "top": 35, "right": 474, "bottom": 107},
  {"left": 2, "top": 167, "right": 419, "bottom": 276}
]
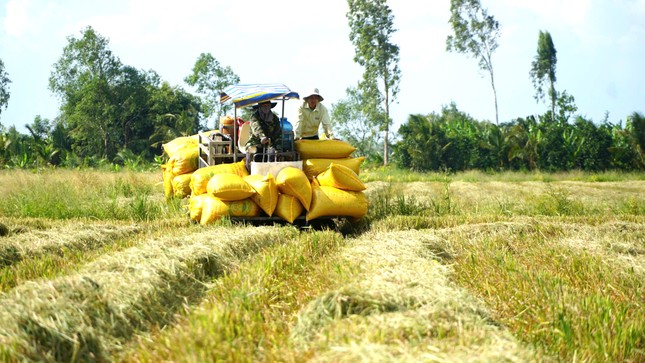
[
  {"left": 296, "top": 139, "right": 365, "bottom": 181},
  {"left": 189, "top": 165, "right": 313, "bottom": 225},
  {"left": 188, "top": 160, "right": 262, "bottom": 225},
  {"left": 161, "top": 136, "right": 199, "bottom": 200},
  {"left": 168, "top": 137, "right": 369, "bottom": 225},
  {"left": 294, "top": 139, "right": 369, "bottom": 221},
  {"left": 160, "top": 130, "right": 223, "bottom": 200}
]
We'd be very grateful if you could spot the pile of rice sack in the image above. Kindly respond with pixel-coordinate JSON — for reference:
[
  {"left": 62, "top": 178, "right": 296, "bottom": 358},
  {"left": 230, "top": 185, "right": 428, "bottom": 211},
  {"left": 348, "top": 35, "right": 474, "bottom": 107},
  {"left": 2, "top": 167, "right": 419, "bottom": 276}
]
[
  {"left": 161, "top": 135, "right": 200, "bottom": 200},
  {"left": 162, "top": 136, "right": 368, "bottom": 225}
]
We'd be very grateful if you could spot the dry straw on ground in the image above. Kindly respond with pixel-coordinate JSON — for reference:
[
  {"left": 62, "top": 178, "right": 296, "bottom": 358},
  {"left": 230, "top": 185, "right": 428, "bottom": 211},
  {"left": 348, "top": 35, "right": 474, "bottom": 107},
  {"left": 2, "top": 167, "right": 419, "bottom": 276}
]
[
  {"left": 291, "top": 230, "right": 540, "bottom": 362},
  {"left": 0, "top": 225, "right": 297, "bottom": 361},
  {"left": 0, "top": 218, "right": 141, "bottom": 267}
]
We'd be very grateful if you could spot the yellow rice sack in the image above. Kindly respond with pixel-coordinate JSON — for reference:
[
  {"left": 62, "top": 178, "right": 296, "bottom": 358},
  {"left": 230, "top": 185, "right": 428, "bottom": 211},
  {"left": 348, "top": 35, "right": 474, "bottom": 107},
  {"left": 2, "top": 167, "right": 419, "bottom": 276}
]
[
  {"left": 227, "top": 198, "right": 261, "bottom": 218},
  {"left": 275, "top": 194, "right": 304, "bottom": 224},
  {"left": 168, "top": 145, "right": 199, "bottom": 175},
  {"left": 207, "top": 173, "right": 255, "bottom": 201},
  {"left": 276, "top": 167, "right": 312, "bottom": 211},
  {"left": 306, "top": 185, "right": 368, "bottom": 221},
  {"left": 162, "top": 164, "right": 174, "bottom": 201},
  {"left": 200, "top": 195, "right": 227, "bottom": 225},
  {"left": 190, "top": 160, "right": 249, "bottom": 196},
  {"left": 189, "top": 194, "right": 209, "bottom": 222},
  {"left": 172, "top": 173, "right": 193, "bottom": 198},
  {"left": 295, "top": 139, "right": 357, "bottom": 159},
  {"left": 316, "top": 163, "right": 366, "bottom": 191},
  {"left": 303, "top": 156, "right": 365, "bottom": 180},
  {"left": 244, "top": 174, "right": 279, "bottom": 216},
  {"left": 200, "top": 196, "right": 261, "bottom": 225},
  {"left": 163, "top": 136, "right": 197, "bottom": 158}
]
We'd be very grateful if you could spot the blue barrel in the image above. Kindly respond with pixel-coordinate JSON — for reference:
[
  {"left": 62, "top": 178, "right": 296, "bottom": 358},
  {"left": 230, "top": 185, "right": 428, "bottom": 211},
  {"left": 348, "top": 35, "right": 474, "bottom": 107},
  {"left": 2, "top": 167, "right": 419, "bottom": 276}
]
[{"left": 280, "top": 118, "right": 293, "bottom": 132}]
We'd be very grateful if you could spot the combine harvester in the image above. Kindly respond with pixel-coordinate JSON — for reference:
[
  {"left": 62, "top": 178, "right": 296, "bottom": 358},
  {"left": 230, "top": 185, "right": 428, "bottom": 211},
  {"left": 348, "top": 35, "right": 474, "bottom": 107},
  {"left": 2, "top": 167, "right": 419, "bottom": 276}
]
[{"left": 191, "top": 83, "right": 368, "bottom": 228}]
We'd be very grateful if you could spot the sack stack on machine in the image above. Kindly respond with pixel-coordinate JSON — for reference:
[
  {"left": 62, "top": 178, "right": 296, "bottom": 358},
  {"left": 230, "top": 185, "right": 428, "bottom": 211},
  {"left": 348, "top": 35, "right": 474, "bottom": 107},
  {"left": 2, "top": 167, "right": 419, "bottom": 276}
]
[{"left": 160, "top": 135, "right": 368, "bottom": 226}]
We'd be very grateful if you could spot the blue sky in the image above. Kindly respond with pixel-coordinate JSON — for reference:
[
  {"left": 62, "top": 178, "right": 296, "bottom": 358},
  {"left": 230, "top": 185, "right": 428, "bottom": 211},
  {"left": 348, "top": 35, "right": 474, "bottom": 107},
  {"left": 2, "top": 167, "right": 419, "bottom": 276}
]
[{"left": 1, "top": 0, "right": 644, "bottom": 134}]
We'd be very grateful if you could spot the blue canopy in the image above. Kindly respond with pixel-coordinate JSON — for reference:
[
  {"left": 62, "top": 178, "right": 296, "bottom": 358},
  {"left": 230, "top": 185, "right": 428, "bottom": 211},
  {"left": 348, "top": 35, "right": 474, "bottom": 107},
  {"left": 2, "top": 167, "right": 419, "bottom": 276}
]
[{"left": 220, "top": 83, "right": 300, "bottom": 108}]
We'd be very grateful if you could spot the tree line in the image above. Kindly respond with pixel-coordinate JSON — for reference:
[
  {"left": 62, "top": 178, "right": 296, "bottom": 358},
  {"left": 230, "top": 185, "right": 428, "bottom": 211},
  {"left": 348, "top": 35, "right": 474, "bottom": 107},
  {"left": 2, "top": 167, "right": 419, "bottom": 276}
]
[
  {"left": 0, "top": 26, "right": 238, "bottom": 169},
  {"left": 0, "top": 0, "right": 643, "bottom": 172}
]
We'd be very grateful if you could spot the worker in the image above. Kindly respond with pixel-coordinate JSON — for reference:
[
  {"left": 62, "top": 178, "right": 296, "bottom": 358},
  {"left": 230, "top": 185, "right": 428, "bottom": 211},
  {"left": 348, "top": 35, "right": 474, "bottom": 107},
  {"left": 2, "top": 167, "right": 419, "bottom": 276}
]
[
  {"left": 246, "top": 100, "right": 283, "bottom": 163},
  {"left": 295, "top": 88, "right": 334, "bottom": 140}
]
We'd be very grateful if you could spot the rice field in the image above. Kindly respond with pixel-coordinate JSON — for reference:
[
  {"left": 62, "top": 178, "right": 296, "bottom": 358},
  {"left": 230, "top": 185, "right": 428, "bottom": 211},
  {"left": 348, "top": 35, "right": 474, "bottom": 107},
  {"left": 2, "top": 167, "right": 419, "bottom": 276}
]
[{"left": 0, "top": 168, "right": 643, "bottom": 362}]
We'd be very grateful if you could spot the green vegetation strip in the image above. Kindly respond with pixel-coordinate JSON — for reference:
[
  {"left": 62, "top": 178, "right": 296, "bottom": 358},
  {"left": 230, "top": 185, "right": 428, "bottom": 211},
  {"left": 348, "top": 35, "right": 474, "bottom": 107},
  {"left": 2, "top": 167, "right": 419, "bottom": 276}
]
[
  {"left": 0, "top": 225, "right": 298, "bottom": 362},
  {"left": 432, "top": 218, "right": 644, "bottom": 362},
  {"left": 0, "top": 169, "right": 175, "bottom": 220}
]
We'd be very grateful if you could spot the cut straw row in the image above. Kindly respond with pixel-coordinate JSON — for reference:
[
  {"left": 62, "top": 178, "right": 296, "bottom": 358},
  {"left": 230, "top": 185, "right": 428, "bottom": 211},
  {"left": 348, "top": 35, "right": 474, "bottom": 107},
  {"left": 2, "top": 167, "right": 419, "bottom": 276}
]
[
  {"left": 0, "top": 225, "right": 298, "bottom": 361},
  {"left": 290, "top": 229, "right": 539, "bottom": 361}
]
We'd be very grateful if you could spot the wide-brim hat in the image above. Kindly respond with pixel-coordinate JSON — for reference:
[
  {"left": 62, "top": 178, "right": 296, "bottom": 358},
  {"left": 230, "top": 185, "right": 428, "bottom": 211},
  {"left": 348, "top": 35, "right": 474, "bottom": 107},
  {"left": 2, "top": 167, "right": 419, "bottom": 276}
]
[
  {"left": 252, "top": 100, "right": 277, "bottom": 110},
  {"left": 303, "top": 88, "right": 324, "bottom": 102}
]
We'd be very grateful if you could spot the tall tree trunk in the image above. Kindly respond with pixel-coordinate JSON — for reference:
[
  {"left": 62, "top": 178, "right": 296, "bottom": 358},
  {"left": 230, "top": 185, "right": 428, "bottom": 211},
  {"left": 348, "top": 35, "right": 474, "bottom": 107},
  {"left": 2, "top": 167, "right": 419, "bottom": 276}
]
[
  {"left": 490, "top": 67, "right": 499, "bottom": 125},
  {"left": 550, "top": 80, "right": 556, "bottom": 123},
  {"left": 384, "top": 81, "right": 390, "bottom": 166}
]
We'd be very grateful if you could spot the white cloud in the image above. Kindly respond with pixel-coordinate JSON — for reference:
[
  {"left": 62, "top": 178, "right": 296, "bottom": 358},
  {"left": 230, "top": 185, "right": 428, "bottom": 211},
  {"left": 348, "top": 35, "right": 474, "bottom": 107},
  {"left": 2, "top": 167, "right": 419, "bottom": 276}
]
[{"left": 4, "top": 0, "right": 35, "bottom": 37}]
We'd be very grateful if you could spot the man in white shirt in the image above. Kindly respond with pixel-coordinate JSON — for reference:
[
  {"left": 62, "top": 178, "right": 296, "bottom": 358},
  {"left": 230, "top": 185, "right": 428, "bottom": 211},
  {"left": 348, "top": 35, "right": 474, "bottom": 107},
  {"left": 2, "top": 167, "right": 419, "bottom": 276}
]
[{"left": 295, "top": 88, "right": 334, "bottom": 140}]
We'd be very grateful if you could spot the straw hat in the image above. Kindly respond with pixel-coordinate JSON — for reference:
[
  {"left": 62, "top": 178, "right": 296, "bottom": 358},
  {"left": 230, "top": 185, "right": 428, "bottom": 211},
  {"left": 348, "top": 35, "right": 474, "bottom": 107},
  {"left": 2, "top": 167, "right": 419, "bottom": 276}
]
[
  {"left": 252, "top": 100, "right": 277, "bottom": 110},
  {"left": 303, "top": 88, "right": 324, "bottom": 102}
]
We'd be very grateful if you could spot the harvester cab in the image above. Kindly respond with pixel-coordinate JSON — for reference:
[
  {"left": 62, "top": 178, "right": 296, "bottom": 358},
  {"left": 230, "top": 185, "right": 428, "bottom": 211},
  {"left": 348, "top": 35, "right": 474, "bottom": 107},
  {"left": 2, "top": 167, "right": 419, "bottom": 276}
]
[{"left": 197, "top": 83, "right": 300, "bottom": 169}]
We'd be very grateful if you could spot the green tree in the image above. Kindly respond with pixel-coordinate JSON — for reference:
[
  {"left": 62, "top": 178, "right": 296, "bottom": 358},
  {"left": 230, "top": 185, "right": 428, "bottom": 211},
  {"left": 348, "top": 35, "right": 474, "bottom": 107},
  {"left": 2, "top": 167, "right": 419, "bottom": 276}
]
[
  {"left": 49, "top": 26, "right": 123, "bottom": 159},
  {"left": 530, "top": 30, "right": 557, "bottom": 122},
  {"left": 347, "top": 0, "right": 401, "bottom": 166},
  {"left": 446, "top": 0, "right": 501, "bottom": 125},
  {"left": 49, "top": 26, "right": 161, "bottom": 161},
  {"left": 0, "top": 59, "right": 10, "bottom": 116},
  {"left": 148, "top": 82, "right": 203, "bottom": 154},
  {"left": 331, "top": 86, "right": 384, "bottom": 162},
  {"left": 184, "top": 53, "right": 240, "bottom": 129}
]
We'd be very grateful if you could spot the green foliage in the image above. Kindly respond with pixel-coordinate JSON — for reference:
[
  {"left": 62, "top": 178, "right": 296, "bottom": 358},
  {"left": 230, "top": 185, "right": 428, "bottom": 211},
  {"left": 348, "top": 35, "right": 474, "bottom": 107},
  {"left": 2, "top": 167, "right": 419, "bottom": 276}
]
[
  {"left": 184, "top": 53, "right": 240, "bottom": 126},
  {"left": 46, "top": 26, "right": 203, "bottom": 164},
  {"left": 394, "top": 101, "right": 645, "bottom": 172},
  {"left": 446, "top": 0, "right": 501, "bottom": 124},
  {"left": 395, "top": 103, "right": 481, "bottom": 171},
  {"left": 0, "top": 59, "right": 10, "bottom": 116},
  {"left": 148, "top": 82, "right": 203, "bottom": 153},
  {"left": 346, "top": 0, "right": 401, "bottom": 165},
  {"left": 331, "top": 86, "right": 384, "bottom": 162}
]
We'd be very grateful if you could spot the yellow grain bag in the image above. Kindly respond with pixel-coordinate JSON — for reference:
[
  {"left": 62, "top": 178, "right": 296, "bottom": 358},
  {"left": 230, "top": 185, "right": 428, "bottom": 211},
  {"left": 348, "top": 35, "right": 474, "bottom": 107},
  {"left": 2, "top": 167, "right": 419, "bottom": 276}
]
[
  {"left": 316, "top": 163, "right": 366, "bottom": 191},
  {"left": 306, "top": 185, "right": 368, "bottom": 221},
  {"left": 295, "top": 139, "right": 357, "bottom": 159},
  {"left": 207, "top": 173, "right": 255, "bottom": 201},
  {"left": 163, "top": 136, "right": 197, "bottom": 158},
  {"left": 172, "top": 173, "right": 193, "bottom": 198},
  {"left": 190, "top": 160, "right": 249, "bottom": 196},
  {"left": 199, "top": 196, "right": 261, "bottom": 225},
  {"left": 227, "top": 198, "right": 261, "bottom": 218},
  {"left": 276, "top": 167, "right": 312, "bottom": 211},
  {"left": 303, "top": 156, "right": 365, "bottom": 180},
  {"left": 189, "top": 194, "right": 209, "bottom": 222},
  {"left": 200, "top": 195, "right": 229, "bottom": 225},
  {"left": 162, "top": 164, "right": 174, "bottom": 201},
  {"left": 275, "top": 194, "right": 304, "bottom": 223},
  {"left": 244, "top": 174, "right": 279, "bottom": 216},
  {"left": 168, "top": 145, "right": 199, "bottom": 175}
]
